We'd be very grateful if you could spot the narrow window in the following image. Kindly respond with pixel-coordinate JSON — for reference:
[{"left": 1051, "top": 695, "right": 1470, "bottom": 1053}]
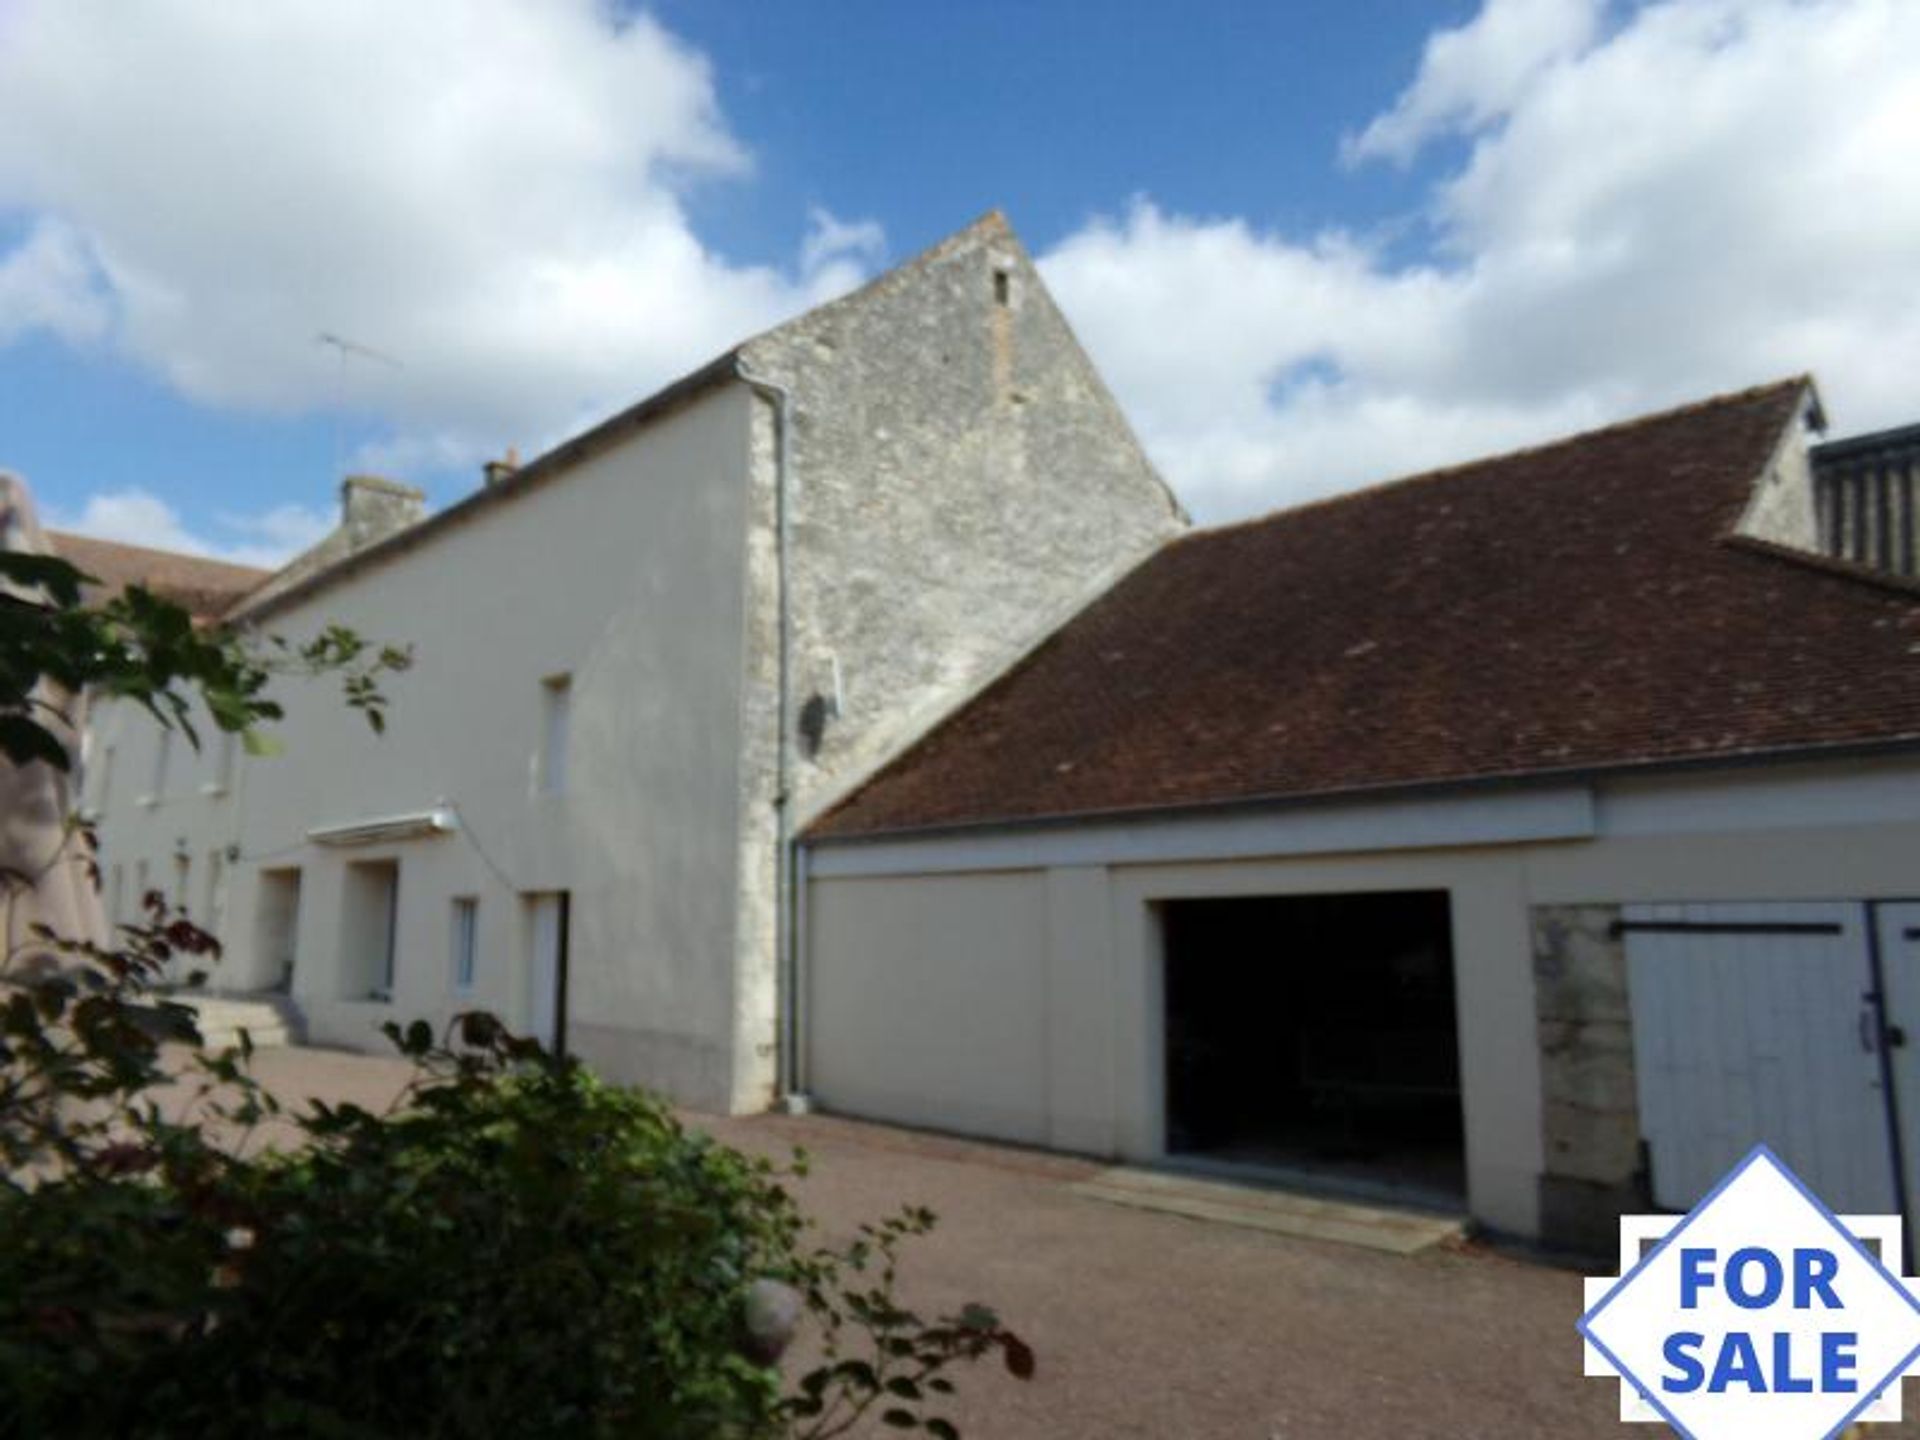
[
  {"left": 993, "top": 267, "right": 1011, "bottom": 306},
  {"left": 540, "top": 674, "right": 572, "bottom": 795},
  {"left": 172, "top": 852, "right": 191, "bottom": 908},
  {"left": 451, "top": 897, "right": 478, "bottom": 993},
  {"left": 202, "top": 848, "right": 225, "bottom": 934},
  {"left": 206, "top": 731, "right": 238, "bottom": 795}
]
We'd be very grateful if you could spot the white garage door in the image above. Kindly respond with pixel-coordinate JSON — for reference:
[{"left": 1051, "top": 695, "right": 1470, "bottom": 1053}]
[
  {"left": 1877, "top": 902, "right": 1920, "bottom": 1229},
  {"left": 1624, "top": 902, "right": 1899, "bottom": 1216}
]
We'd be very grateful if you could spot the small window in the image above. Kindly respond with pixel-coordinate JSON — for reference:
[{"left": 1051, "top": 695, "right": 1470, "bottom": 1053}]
[
  {"left": 202, "top": 848, "right": 225, "bottom": 934},
  {"left": 540, "top": 674, "right": 571, "bottom": 795},
  {"left": 451, "top": 897, "right": 478, "bottom": 993},
  {"left": 172, "top": 852, "right": 191, "bottom": 909},
  {"left": 993, "top": 268, "right": 1011, "bottom": 306},
  {"left": 205, "top": 731, "right": 238, "bottom": 795}
]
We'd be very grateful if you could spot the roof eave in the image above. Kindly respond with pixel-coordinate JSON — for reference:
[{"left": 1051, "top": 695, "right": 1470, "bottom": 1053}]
[{"left": 803, "top": 733, "right": 1920, "bottom": 849}]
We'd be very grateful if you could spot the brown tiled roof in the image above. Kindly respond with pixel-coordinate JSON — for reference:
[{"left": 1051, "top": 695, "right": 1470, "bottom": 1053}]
[
  {"left": 812, "top": 379, "right": 1920, "bottom": 840},
  {"left": 48, "top": 531, "right": 269, "bottom": 620}
]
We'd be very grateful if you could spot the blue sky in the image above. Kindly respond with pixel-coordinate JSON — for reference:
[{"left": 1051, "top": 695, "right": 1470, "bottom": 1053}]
[{"left": 0, "top": 0, "right": 1915, "bottom": 562}]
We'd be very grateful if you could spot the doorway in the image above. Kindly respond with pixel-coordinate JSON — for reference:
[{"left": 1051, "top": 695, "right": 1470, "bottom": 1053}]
[
  {"left": 1161, "top": 891, "right": 1465, "bottom": 1203},
  {"left": 525, "top": 891, "right": 570, "bottom": 1055},
  {"left": 254, "top": 868, "right": 302, "bottom": 993},
  {"left": 1625, "top": 901, "right": 1920, "bottom": 1232}
]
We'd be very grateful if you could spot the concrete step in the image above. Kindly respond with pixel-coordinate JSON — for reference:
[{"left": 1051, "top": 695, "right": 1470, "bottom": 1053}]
[
  {"left": 173, "top": 993, "right": 304, "bottom": 1052},
  {"left": 1070, "top": 1166, "right": 1465, "bottom": 1255}
]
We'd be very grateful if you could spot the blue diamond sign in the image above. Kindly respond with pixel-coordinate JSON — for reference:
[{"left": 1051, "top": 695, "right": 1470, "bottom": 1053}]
[{"left": 1579, "top": 1146, "right": 1920, "bottom": 1437}]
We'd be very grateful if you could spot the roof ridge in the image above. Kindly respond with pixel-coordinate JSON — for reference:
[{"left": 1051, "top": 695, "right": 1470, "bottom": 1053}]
[
  {"left": 48, "top": 529, "right": 272, "bottom": 578},
  {"left": 1169, "top": 376, "right": 1813, "bottom": 549}
]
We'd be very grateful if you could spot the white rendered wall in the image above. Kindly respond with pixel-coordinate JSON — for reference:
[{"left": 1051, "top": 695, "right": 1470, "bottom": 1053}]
[
  {"left": 803, "top": 752, "right": 1920, "bottom": 1239},
  {"left": 89, "top": 384, "right": 757, "bottom": 1108}
]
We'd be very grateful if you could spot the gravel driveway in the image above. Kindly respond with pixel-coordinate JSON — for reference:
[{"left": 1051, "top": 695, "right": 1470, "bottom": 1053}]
[{"left": 240, "top": 1046, "right": 1621, "bottom": 1438}]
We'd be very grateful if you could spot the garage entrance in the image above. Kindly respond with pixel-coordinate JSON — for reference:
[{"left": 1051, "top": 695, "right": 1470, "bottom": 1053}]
[{"left": 1162, "top": 891, "right": 1465, "bottom": 1202}]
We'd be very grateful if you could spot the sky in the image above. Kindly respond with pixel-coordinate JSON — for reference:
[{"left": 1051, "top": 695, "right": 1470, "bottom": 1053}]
[{"left": 0, "top": 0, "right": 1916, "bottom": 565}]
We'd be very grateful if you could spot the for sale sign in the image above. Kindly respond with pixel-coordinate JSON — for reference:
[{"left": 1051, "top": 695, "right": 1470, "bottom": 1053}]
[{"left": 1579, "top": 1145, "right": 1920, "bottom": 1437}]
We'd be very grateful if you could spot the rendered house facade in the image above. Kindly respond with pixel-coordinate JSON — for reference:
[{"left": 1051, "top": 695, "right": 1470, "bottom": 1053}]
[{"left": 79, "top": 214, "right": 1185, "bottom": 1113}]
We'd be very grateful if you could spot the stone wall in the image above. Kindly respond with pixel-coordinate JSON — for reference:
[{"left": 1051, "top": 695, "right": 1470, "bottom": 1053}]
[
  {"left": 725, "top": 212, "right": 1188, "bottom": 1109},
  {"left": 1532, "top": 903, "right": 1647, "bottom": 1253}
]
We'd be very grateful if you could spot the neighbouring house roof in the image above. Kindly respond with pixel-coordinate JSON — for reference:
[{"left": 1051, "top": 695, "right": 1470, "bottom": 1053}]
[
  {"left": 810, "top": 378, "right": 1920, "bottom": 841},
  {"left": 48, "top": 531, "right": 270, "bottom": 621}
]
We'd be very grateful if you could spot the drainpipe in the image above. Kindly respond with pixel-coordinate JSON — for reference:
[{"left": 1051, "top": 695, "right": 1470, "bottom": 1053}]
[{"left": 733, "top": 358, "right": 811, "bottom": 1113}]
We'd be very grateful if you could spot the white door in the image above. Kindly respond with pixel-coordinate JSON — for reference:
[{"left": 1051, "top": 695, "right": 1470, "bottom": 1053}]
[
  {"left": 528, "top": 894, "right": 564, "bottom": 1052},
  {"left": 1625, "top": 902, "right": 1897, "bottom": 1215},
  {"left": 1875, "top": 902, "right": 1920, "bottom": 1228}
]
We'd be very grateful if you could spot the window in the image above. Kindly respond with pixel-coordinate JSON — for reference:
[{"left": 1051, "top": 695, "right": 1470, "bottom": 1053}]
[
  {"left": 451, "top": 897, "right": 478, "bottom": 992},
  {"left": 202, "top": 849, "right": 226, "bottom": 934},
  {"left": 204, "top": 731, "right": 238, "bottom": 795},
  {"left": 342, "top": 860, "right": 400, "bottom": 1001},
  {"left": 172, "top": 852, "right": 191, "bottom": 908},
  {"left": 539, "top": 674, "right": 572, "bottom": 795}
]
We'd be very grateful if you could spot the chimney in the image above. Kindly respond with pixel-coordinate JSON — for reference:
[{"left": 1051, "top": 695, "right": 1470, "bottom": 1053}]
[
  {"left": 482, "top": 447, "right": 521, "bottom": 488},
  {"left": 340, "top": 474, "right": 427, "bottom": 550}
]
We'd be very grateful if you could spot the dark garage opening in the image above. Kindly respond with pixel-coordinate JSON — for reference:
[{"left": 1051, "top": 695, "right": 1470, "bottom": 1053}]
[{"left": 1162, "top": 891, "right": 1465, "bottom": 1203}]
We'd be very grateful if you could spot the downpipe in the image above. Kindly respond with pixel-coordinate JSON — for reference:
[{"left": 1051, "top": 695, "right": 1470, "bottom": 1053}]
[{"left": 734, "top": 359, "right": 811, "bottom": 1113}]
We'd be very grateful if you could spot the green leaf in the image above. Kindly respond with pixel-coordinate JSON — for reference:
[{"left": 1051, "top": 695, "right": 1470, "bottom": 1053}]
[
  {"left": 241, "top": 728, "right": 283, "bottom": 757},
  {"left": 0, "top": 712, "right": 70, "bottom": 770}
]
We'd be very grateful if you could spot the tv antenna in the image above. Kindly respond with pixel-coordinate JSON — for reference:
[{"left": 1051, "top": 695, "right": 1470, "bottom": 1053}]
[{"left": 316, "top": 331, "right": 403, "bottom": 477}]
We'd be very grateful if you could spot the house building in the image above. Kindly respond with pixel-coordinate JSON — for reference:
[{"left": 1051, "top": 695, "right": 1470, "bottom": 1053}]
[
  {"left": 797, "top": 378, "right": 1920, "bottom": 1251},
  {"left": 1813, "top": 420, "right": 1920, "bottom": 579},
  {"left": 78, "top": 213, "right": 1186, "bottom": 1113}
]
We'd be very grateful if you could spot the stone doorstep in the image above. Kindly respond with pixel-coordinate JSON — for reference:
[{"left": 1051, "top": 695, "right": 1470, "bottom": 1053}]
[
  {"left": 1070, "top": 1166, "right": 1466, "bottom": 1255},
  {"left": 174, "top": 995, "right": 303, "bottom": 1050}
]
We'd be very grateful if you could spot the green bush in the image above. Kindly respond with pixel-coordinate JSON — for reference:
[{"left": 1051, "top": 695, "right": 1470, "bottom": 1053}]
[{"left": 0, "top": 932, "right": 1028, "bottom": 1439}]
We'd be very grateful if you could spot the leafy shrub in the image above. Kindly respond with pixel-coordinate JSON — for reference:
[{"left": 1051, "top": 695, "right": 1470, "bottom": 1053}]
[{"left": 0, "top": 909, "right": 1028, "bottom": 1438}]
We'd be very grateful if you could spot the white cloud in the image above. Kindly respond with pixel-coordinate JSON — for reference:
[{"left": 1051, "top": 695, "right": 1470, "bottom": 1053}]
[
  {"left": 1345, "top": 0, "right": 1604, "bottom": 165},
  {"left": 0, "top": 0, "right": 881, "bottom": 472},
  {"left": 800, "top": 207, "right": 887, "bottom": 278},
  {"left": 1044, "top": 0, "right": 1920, "bottom": 520},
  {"left": 0, "top": 219, "right": 112, "bottom": 346},
  {"left": 51, "top": 490, "right": 331, "bottom": 568}
]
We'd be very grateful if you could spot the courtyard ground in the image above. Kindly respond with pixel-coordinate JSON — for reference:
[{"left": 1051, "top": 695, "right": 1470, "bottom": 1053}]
[{"left": 238, "top": 1045, "right": 1625, "bottom": 1438}]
